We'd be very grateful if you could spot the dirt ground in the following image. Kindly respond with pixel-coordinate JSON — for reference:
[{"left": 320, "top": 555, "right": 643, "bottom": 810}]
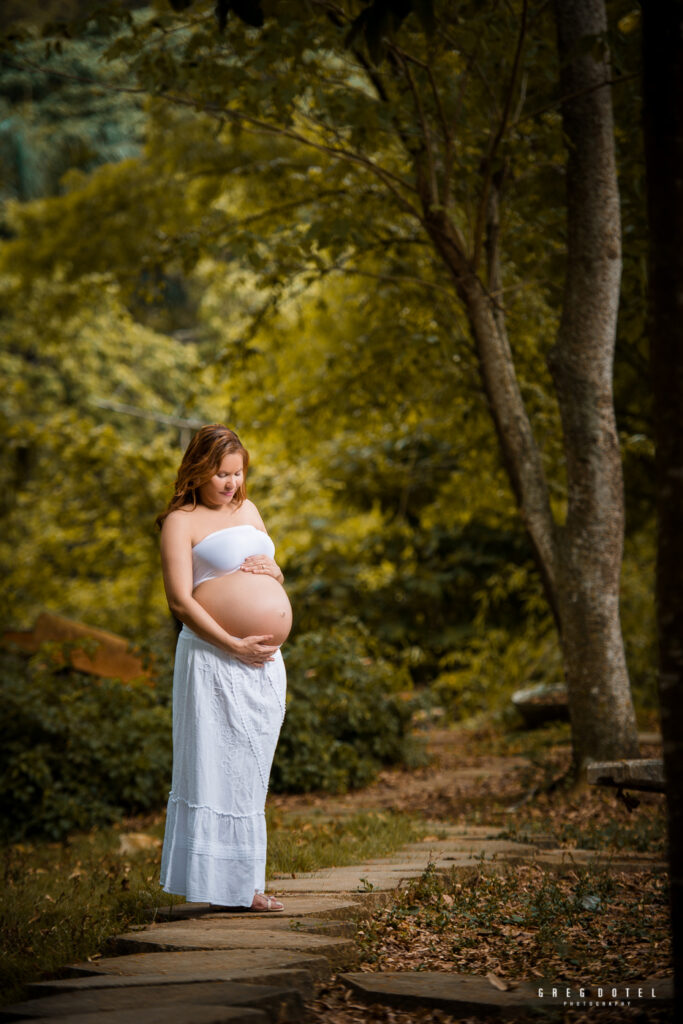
[
  {"left": 270, "top": 724, "right": 539, "bottom": 822},
  {"left": 271, "top": 720, "right": 665, "bottom": 831}
]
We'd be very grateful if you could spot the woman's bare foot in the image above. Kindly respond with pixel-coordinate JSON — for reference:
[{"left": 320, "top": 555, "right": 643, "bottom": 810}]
[{"left": 250, "top": 892, "right": 284, "bottom": 912}]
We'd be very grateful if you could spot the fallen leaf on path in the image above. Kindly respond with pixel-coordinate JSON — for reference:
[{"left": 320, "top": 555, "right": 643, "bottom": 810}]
[
  {"left": 118, "top": 833, "right": 160, "bottom": 855},
  {"left": 486, "top": 971, "right": 513, "bottom": 991}
]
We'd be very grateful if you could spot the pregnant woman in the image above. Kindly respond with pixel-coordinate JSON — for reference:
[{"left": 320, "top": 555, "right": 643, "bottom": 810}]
[{"left": 157, "top": 424, "right": 292, "bottom": 911}]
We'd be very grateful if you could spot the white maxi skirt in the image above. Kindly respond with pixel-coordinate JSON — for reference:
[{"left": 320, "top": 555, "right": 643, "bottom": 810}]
[{"left": 160, "top": 625, "right": 286, "bottom": 905}]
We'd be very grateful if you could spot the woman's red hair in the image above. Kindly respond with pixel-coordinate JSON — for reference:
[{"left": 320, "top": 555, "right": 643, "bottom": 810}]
[{"left": 156, "top": 425, "right": 249, "bottom": 529}]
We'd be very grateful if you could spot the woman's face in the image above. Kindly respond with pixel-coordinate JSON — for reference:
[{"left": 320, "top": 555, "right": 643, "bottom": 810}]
[{"left": 199, "top": 451, "right": 244, "bottom": 508}]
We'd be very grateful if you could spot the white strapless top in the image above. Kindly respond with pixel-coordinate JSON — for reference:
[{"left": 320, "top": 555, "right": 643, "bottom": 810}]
[{"left": 192, "top": 524, "right": 275, "bottom": 588}]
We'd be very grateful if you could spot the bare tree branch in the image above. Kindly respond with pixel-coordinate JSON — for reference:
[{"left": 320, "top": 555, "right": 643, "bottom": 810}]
[
  {"left": 522, "top": 71, "right": 640, "bottom": 124},
  {"left": 331, "top": 264, "right": 456, "bottom": 299},
  {"left": 0, "top": 51, "right": 422, "bottom": 217},
  {"left": 472, "top": 0, "right": 528, "bottom": 270},
  {"left": 393, "top": 48, "right": 440, "bottom": 208}
]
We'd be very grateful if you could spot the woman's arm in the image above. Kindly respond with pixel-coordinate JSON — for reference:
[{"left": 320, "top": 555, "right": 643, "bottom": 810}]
[{"left": 160, "top": 514, "right": 277, "bottom": 665}]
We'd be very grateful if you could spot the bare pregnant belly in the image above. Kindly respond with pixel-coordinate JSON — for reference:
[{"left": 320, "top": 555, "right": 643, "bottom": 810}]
[{"left": 194, "top": 571, "right": 292, "bottom": 646}]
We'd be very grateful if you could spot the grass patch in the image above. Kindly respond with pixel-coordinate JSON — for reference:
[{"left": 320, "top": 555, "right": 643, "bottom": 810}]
[
  {"left": 0, "top": 818, "right": 170, "bottom": 1006},
  {"left": 0, "top": 808, "right": 422, "bottom": 1007},
  {"left": 266, "top": 808, "right": 426, "bottom": 875},
  {"left": 359, "top": 861, "right": 672, "bottom": 981}
]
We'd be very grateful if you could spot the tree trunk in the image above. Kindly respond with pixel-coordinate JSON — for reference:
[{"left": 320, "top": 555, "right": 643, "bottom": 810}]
[
  {"left": 421, "top": 207, "right": 561, "bottom": 627},
  {"left": 641, "top": 0, "right": 683, "bottom": 1009},
  {"left": 548, "top": 0, "right": 639, "bottom": 768},
  {"left": 420, "top": 0, "right": 640, "bottom": 771}
]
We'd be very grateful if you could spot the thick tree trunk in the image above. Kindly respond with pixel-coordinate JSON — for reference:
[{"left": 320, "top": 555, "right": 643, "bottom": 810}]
[
  {"left": 641, "top": 0, "right": 683, "bottom": 1009},
  {"left": 548, "top": 0, "right": 639, "bottom": 768},
  {"left": 426, "top": 199, "right": 637, "bottom": 769},
  {"left": 420, "top": 0, "right": 639, "bottom": 772}
]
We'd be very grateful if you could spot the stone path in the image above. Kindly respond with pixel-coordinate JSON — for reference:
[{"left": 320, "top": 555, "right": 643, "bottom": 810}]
[
  {"left": 341, "top": 971, "right": 673, "bottom": 1019},
  {"left": 1, "top": 824, "right": 670, "bottom": 1023}
]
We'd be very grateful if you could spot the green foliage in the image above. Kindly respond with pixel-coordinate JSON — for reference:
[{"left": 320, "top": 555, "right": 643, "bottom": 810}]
[
  {"left": 0, "top": 274, "right": 217, "bottom": 636},
  {"left": 272, "top": 621, "right": 420, "bottom": 794},
  {"left": 0, "top": 620, "right": 424, "bottom": 839},
  {"left": 0, "top": 649, "right": 172, "bottom": 842},
  {"left": 427, "top": 523, "right": 658, "bottom": 721},
  {"left": 433, "top": 620, "right": 563, "bottom": 721},
  {"left": 430, "top": 553, "right": 563, "bottom": 719},
  {"left": 0, "top": 0, "right": 657, "bottom": 798},
  {"left": 0, "top": 29, "right": 144, "bottom": 209},
  {"left": 288, "top": 515, "right": 536, "bottom": 686}
]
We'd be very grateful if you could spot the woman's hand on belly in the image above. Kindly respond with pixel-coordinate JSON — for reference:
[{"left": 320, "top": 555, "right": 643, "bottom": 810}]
[
  {"left": 232, "top": 634, "right": 279, "bottom": 666},
  {"left": 241, "top": 554, "right": 284, "bottom": 583}
]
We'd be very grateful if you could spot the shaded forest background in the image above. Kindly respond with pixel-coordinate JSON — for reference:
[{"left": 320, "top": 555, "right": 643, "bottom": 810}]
[{"left": 0, "top": 0, "right": 657, "bottom": 839}]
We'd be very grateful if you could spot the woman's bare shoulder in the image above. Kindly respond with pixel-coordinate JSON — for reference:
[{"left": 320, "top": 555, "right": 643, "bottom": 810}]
[
  {"left": 161, "top": 507, "right": 197, "bottom": 537},
  {"left": 243, "top": 498, "right": 267, "bottom": 530}
]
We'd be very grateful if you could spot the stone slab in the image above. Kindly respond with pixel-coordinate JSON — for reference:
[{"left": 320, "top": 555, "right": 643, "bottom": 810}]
[
  {"left": 342, "top": 970, "right": 544, "bottom": 1016},
  {"left": 0, "top": 981, "right": 303, "bottom": 1022},
  {"left": 294, "top": 919, "right": 355, "bottom": 937},
  {"left": 428, "top": 853, "right": 669, "bottom": 878},
  {"left": 341, "top": 971, "right": 673, "bottom": 1017},
  {"left": 153, "top": 895, "right": 358, "bottom": 923},
  {"left": 265, "top": 841, "right": 668, "bottom": 895},
  {"left": 274, "top": 874, "right": 419, "bottom": 893},
  {"left": 61, "top": 950, "right": 332, "bottom": 984},
  {"left": 435, "top": 827, "right": 507, "bottom": 838},
  {"left": 27, "top": 968, "right": 316, "bottom": 1000},
  {"left": 347, "top": 847, "right": 539, "bottom": 867},
  {"left": 265, "top": 840, "right": 548, "bottom": 894},
  {"left": 16, "top": 1008, "right": 267, "bottom": 1024},
  {"left": 109, "top": 920, "right": 355, "bottom": 965},
  {"left": 529, "top": 851, "right": 669, "bottom": 874},
  {"left": 357, "top": 839, "right": 538, "bottom": 860}
]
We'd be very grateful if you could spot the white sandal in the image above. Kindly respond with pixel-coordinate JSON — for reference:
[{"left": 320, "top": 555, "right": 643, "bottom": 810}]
[{"left": 250, "top": 893, "right": 284, "bottom": 912}]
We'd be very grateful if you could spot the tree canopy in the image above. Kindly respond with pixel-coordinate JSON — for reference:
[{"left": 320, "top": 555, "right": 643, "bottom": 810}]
[{"left": 0, "top": 0, "right": 657, "bottom": 759}]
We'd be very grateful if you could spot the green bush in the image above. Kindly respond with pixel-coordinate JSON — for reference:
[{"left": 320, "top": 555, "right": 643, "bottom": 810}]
[
  {"left": 0, "top": 647, "right": 172, "bottom": 842},
  {"left": 272, "top": 621, "right": 419, "bottom": 793},
  {"left": 432, "top": 619, "right": 563, "bottom": 721},
  {"left": 1, "top": 621, "right": 420, "bottom": 838},
  {"left": 429, "top": 528, "right": 659, "bottom": 723}
]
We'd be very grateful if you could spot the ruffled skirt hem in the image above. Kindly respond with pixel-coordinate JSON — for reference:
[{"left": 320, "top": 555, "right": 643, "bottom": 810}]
[{"left": 160, "top": 794, "right": 267, "bottom": 905}]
